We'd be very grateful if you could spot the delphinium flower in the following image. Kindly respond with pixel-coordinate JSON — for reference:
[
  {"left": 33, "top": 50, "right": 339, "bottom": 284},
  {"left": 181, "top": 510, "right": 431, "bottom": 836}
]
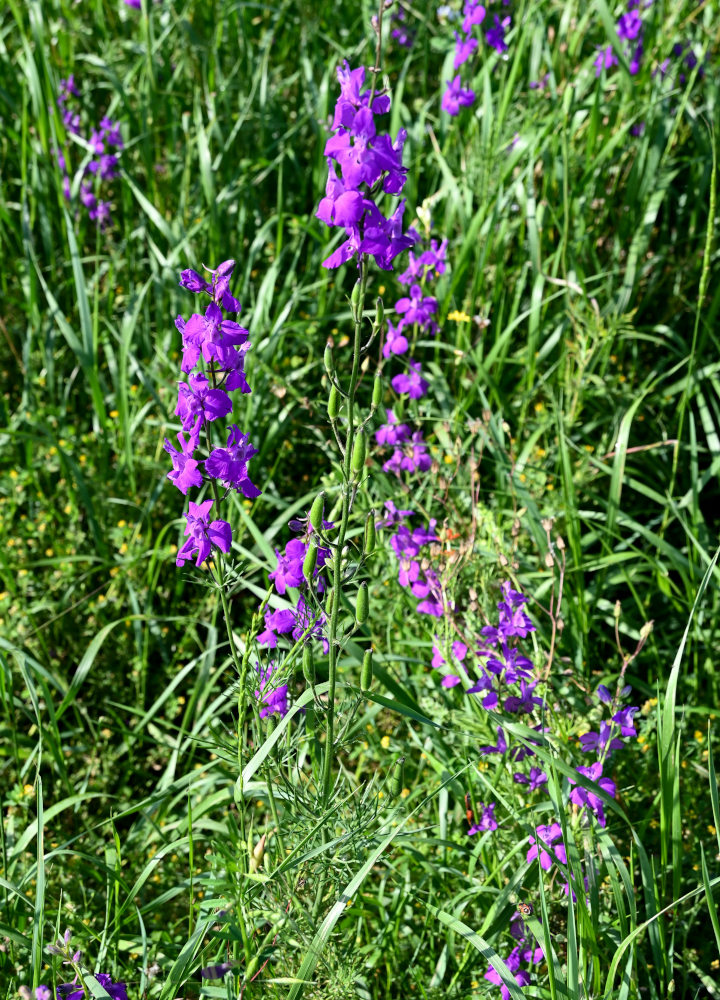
[
  {"left": 390, "top": 6, "right": 415, "bottom": 48},
  {"left": 255, "top": 661, "right": 289, "bottom": 718},
  {"left": 441, "top": 74, "right": 475, "bottom": 116},
  {"left": 168, "top": 260, "right": 260, "bottom": 569},
  {"left": 568, "top": 761, "right": 616, "bottom": 827},
  {"left": 57, "top": 975, "right": 129, "bottom": 1000},
  {"left": 432, "top": 638, "right": 468, "bottom": 688},
  {"left": 467, "top": 801, "right": 498, "bottom": 835},
  {"left": 595, "top": 1, "right": 647, "bottom": 79},
  {"left": 316, "top": 60, "right": 415, "bottom": 270},
  {"left": 257, "top": 510, "right": 333, "bottom": 654},
  {"left": 485, "top": 13, "right": 511, "bottom": 54},
  {"left": 527, "top": 822, "right": 567, "bottom": 871},
  {"left": 54, "top": 78, "right": 125, "bottom": 230},
  {"left": 484, "top": 947, "right": 532, "bottom": 999},
  {"left": 391, "top": 361, "right": 429, "bottom": 399}
]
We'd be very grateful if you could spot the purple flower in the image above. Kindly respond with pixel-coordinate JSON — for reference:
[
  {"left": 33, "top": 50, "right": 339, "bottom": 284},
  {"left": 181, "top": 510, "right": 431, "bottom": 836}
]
[
  {"left": 504, "top": 679, "right": 543, "bottom": 715},
  {"left": 391, "top": 361, "right": 429, "bottom": 399},
  {"left": 479, "top": 725, "right": 507, "bottom": 756},
  {"left": 176, "top": 499, "right": 232, "bottom": 568},
  {"left": 181, "top": 301, "right": 250, "bottom": 369},
  {"left": 255, "top": 661, "right": 289, "bottom": 718},
  {"left": 596, "top": 683, "right": 613, "bottom": 705},
  {"left": 35, "top": 989, "right": 51, "bottom": 1000},
  {"left": 453, "top": 31, "right": 478, "bottom": 69},
  {"left": 462, "top": 0, "right": 486, "bottom": 35},
  {"left": 612, "top": 705, "right": 639, "bottom": 737},
  {"left": 269, "top": 538, "right": 307, "bottom": 594},
  {"left": 484, "top": 947, "right": 531, "bottom": 1000},
  {"left": 513, "top": 766, "right": 548, "bottom": 791},
  {"left": 205, "top": 424, "right": 261, "bottom": 498},
  {"left": 257, "top": 608, "right": 296, "bottom": 648},
  {"left": 568, "top": 761, "right": 616, "bottom": 827},
  {"left": 57, "top": 973, "right": 129, "bottom": 1000},
  {"left": 180, "top": 269, "right": 210, "bottom": 294},
  {"left": 468, "top": 802, "right": 498, "bottom": 835},
  {"left": 376, "top": 499, "right": 414, "bottom": 528},
  {"left": 441, "top": 75, "right": 475, "bottom": 116},
  {"left": 163, "top": 415, "right": 203, "bottom": 495},
  {"left": 485, "top": 14, "right": 511, "bottom": 54},
  {"left": 395, "top": 284, "right": 438, "bottom": 330},
  {"left": 383, "top": 319, "right": 409, "bottom": 358},
  {"left": 176, "top": 373, "right": 233, "bottom": 430},
  {"left": 527, "top": 822, "right": 566, "bottom": 870},
  {"left": 578, "top": 720, "right": 624, "bottom": 756},
  {"left": 594, "top": 45, "right": 618, "bottom": 76},
  {"left": 617, "top": 10, "right": 642, "bottom": 41},
  {"left": 375, "top": 409, "right": 411, "bottom": 446}
]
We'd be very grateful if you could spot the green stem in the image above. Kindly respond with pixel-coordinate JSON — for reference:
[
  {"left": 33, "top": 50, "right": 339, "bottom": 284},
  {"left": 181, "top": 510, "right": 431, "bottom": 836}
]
[{"left": 321, "top": 260, "right": 369, "bottom": 804}]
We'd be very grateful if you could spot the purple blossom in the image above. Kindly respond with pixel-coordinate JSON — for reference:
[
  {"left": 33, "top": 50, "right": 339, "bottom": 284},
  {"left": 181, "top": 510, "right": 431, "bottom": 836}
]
[
  {"left": 383, "top": 431, "right": 432, "bottom": 474},
  {"left": 597, "top": 684, "right": 613, "bottom": 705},
  {"left": 612, "top": 705, "right": 639, "bottom": 737},
  {"left": 375, "top": 499, "right": 414, "bottom": 528},
  {"left": 484, "top": 947, "right": 531, "bottom": 1000},
  {"left": 568, "top": 761, "right": 616, "bottom": 827},
  {"left": 269, "top": 538, "right": 307, "bottom": 594},
  {"left": 181, "top": 301, "right": 250, "bottom": 370},
  {"left": 462, "top": 0, "right": 486, "bottom": 35},
  {"left": 176, "top": 499, "right": 232, "bottom": 568},
  {"left": 375, "top": 408, "right": 412, "bottom": 446},
  {"left": 257, "top": 608, "right": 296, "bottom": 648},
  {"left": 468, "top": 802, "right": 498, "bottom": 835},
  {"left": 453, "top": 31, "right": 478, "bottom": 69},
  {"left": 391, "top": 361, "right": 429, "bottom": 399},
  {"left": 441, "top": 75, "right": 475, "bottom": 116},
  {"left": 527, "top": 822, "right": 566, "bottom": 870},
  {"left": 485, "top": 14, "right": 511, "bottom": 54},
  {"left": 163, "top": 415, "right": 203, "bottom": 495},
  {"left": 578, "top": 721, "right": 624, "bottom": 757},
  {"left": 205, "top": 424, "right": 261, "bottom": 498},
  {"left": 395, "top": 284, "right": 438, "bottom": 331},
  {"left": 175, "top": 373, "right": 233, "bottom": 430},
  {"left": 503, "top": 679, "right": 543, "bottom": 715},
  {"left": 617, "top": 10, "right": 642, "bottom": 41},
  {"left": 513, "top": 767, "right": 548, "bottom": 791},
  {"left": 594, "top": 45, "right": 618, "bottom": 76},
  {"left": 57, "top": 975, "right": 129, "bottom": 1000},
  {"left": 255, "top": 661, "right": 289, "bottom": 718}
]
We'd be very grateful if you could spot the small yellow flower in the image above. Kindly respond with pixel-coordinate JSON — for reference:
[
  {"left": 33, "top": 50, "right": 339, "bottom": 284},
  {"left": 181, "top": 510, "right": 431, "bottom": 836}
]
[
  {"left": 380, "top": 735, "right": 391, "bottom": 749},
  {"left": 23, "top": 784, "right": 34, "bottom": 796},
  {"left": 378, "top": 285, "right": 386, "bottom": 295},
  {"left": 447, "top": 309, "right": 471, "bottom": 323},
  {"left": 709, "top": 825, "right": 717, "bottom": 836},
  {"left": 109, "top": 409, "right": 119, "bottom": 418},
  {"left": 534, "top": 401, "right": 545, "bottom": 413},
  {"left": 401, "top": 787, "right": 410, "bottom": 798},
  {"left": 694, "top": 730, "right": 704, "bottom": 743}
]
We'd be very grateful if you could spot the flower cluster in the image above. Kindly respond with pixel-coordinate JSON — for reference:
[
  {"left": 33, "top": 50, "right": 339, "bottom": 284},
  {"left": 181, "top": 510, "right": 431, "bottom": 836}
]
[
  {"left": 441, "top": 2, "right": 515, "bottom": 115},
  {"left": 38, "top": 930, "right": 129, "bottom": 1000},
  {"left": 316, "top": 60, "right": 415, "bottom": 270},
  {"left": 594, "top": 0, "right": 646, "bottom": 77},
  {"left": 166, "top": 260, "right": 260, "bottom": 569},
  {"left": 485, "top": 941, "right": 543, "bottom": 1000},
  {"left": 374, "top": 231, "right": 448, "bottom": 475},
  {"left": 55, "top": 75, "right": 124, "bottom": 229}
]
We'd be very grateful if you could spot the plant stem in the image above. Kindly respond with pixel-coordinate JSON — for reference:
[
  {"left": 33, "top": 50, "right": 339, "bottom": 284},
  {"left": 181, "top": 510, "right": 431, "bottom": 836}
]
[{"left": 321, "top": 260, "right": 369, "bottom": 804}]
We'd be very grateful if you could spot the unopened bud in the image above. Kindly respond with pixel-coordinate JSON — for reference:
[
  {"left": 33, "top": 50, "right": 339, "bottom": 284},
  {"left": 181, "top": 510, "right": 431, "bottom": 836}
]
[
  {"left": 555, "top": 535, "right": 565, "bottom": 551},
  {"left": 309, "top": 492, "right": 325, "bottom": 533},
  {"left": 389, "top": 757, "right": 405, "bottom": 800},
  {"left": 351, "top": 432, "right": 367, "bottom": 476},
  {"left": 374, "top": 296, "right": 384, "bottom": 329},
  {"left": 544, "top": 552, "right": 554, "bottom": 568},
  {"left": 361, "top": 648, "right": 373, "bottom": 691},
  {"left": 328, "top": 383, "right": 340, "bottom": 419},
  {"left": 324, "top": 342, "right": 334, "bottom": 378},
  {"left": 325, "top": 587, "right": 335, "bottom": 617},
  {"left": 614, "top": 600, "right": 622, "bottom": 620},
  {"left": 356, "top": 582, "right": 369, "bottom": 624},
  {"left": 302, "top": 645, "right": 315, "bottom": 684},
  {"left": 640, "top": 620, "right": 654, "bottom": 640},
  {"left": 303, "top": 540, "right": 318, "bottom": 583},
  {"left": 364, "top": 512, "right": 376, "bottom": 556},
  {"left": 372, "top": 372, "right": 383, "bottom": 408},
  {"left": 351, "top": 280, "right": 362, "bottom": 319}
]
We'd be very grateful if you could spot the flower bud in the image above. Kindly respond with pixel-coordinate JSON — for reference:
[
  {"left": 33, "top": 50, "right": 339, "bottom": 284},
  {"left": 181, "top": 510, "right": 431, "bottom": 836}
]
[
  {"left": 372, "top": 373, "right": 383, "bottom": 408},
  {"left": 356, "top": 582, "right": 369, "bottom": 625},
  {"left": 364, "top": 512, "right": 376, "bottom": 556},
  {"left": 351, "top": 280, "right": 362, "bottom": 319},
  {"left": 324, "top": 342, "right": 334, "bottom": 378},
  {"left": 325, "top": 587, "right": 335, "bottom": 617},
  {"left": 302, "top": 645, "right": 315, "bottom": 684},
  {"left": 309, "top": 492, "right": 325, "bottom": 533},
  {"left": 361, "top": 648, "right": 373, "bottom": 692},
  {"left": 374, "top": 296, "right": 384, "bottom": 330},
  {"left": 351, "top": 431, "right": 366, "bottom": 477},
  {"left": 302, "top": 540, "right": 318, "bottom": 583},
  {"left": 389, "top": 757, "right": 405, "bottom": 800},
  {"left": 328, "top": 383, "right": 340, "bottom": 419}
]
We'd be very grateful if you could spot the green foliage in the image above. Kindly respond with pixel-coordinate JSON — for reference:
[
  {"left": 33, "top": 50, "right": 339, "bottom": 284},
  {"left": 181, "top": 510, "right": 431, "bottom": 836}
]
[{"left": 1, "top": 0, "right": 719, "bottom": 997}]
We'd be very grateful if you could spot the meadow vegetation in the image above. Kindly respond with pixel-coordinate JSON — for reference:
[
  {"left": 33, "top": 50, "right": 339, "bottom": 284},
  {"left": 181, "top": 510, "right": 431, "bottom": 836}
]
[{"left": 1, "top": 0, "right": 720, "bottom": 998}]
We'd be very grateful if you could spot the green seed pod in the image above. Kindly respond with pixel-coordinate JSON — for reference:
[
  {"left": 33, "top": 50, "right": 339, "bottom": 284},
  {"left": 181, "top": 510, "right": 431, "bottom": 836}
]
[
  {"left": 324, "top": 342, "right": 334, "bottom": 378},
  {"left": 372, "top": 372, "right": 383, "bottom": 408},
  {"left": 360, "top": 648, "right": 373, "bottom": 692},
  {"left": 303, "top": 539, "right": 318, "bottom": 583},
  {"left": 325, "top": 587, "right": 334, "bottom": 617},
  {"left": 390, "top": 757, "right": 405, "bottom": 800},
  {"left": 364, "top": 511, "right": 376, "bottom": 556},
  {"left": 302, "top": 644, "right": 315, "bottom": 684},
  {"left": 374, "top": 296, "right": 384, "bottom": 330},
  {"left": 309, "top": 492, "right": 325, "bottom": 533},
  {"left": 351, "top": 431, "right": 366, "bottom": 476},
  {"left": 351, "top": 280, "right": 362, "bottom": 318},
  {"left": 244, "top": 955, "right": 260, "bottom": 982},
  {"left": 328, "top": 383, "right": 340, "bottom": 419},
  {"left": 266, "top": 714, "right": 277, "bottom": 738},
  {"left": 305, "top": 704, "right": 316, "bottom": 735},
  {"left": 356, "top": 582, "right": 369, "bottom": 625}
]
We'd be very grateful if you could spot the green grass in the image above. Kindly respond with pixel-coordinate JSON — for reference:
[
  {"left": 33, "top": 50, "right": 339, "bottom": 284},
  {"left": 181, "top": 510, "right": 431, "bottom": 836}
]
[{"left": 1, "top": 0, "right": 720, "bottom": 997}]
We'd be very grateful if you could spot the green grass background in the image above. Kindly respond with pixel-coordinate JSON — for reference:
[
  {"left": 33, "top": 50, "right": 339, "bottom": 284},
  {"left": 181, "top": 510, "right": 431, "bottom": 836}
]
[{"left": 1, "top": 0, "right": 720, "bottom": 997}]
